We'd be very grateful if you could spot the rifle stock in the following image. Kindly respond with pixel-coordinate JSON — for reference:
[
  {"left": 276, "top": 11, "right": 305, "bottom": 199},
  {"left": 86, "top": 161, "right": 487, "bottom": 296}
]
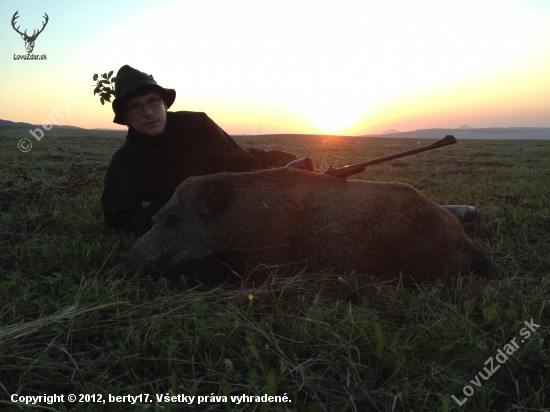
[{"left": 285, "top": 135, "right": 457, "bottom": 179}]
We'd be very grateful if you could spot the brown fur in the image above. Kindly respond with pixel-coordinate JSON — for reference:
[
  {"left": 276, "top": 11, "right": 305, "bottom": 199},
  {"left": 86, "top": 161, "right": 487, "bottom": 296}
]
[{"left": 119, "top": 168, "right": 497, "bottom": 283}]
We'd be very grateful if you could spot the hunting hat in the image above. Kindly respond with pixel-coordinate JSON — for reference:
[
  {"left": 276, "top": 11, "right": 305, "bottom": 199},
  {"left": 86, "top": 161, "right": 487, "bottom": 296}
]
[{"left": 112, "top": 65, "right": 176, "bottom": 125}]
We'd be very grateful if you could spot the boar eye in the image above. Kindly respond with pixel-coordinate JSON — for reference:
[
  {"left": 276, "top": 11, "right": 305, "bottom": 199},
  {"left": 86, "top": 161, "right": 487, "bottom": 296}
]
[{"left": 164, "top": 214, "right": 181, "bottom": 227}]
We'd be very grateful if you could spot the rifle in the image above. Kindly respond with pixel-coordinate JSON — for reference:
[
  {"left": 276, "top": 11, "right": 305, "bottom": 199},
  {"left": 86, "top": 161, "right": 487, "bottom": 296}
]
[{"left": 285, "top": 135, "right": 457, "bottom": 179}]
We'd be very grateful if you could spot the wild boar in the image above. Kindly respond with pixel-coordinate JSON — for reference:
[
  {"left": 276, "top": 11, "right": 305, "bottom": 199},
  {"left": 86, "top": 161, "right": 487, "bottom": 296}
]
[{"left": 112, "top": 167, "right": 497, "bottom": 284}]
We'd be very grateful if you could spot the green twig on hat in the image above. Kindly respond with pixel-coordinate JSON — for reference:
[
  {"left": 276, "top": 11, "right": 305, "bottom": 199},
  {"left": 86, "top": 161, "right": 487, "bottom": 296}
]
[{"left": 92, "top": 71, "right": 116, "bottom": 105}]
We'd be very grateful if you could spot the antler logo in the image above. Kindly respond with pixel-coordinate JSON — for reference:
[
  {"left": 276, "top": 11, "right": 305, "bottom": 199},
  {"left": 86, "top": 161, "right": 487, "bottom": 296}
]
[{"left": 11, "top": 11, "right": 49, "bottom": 54}]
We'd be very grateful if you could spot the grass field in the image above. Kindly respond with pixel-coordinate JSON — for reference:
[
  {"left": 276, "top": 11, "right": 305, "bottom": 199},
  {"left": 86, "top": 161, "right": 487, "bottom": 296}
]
[{"left": 1, "top": 132, "right": 549, "bottom": 411}]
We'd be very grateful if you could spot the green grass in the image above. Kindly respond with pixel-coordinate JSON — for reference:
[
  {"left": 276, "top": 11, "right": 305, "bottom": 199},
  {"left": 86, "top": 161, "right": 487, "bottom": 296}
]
[{"left": 0, "top": 133, "right": 549, "bottom": 411}]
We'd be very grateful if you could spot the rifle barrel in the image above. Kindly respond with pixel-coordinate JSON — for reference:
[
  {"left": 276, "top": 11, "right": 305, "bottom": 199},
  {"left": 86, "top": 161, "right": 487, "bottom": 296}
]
[{"left": 324, "top": 135, "right": 457, "bottom": 178}]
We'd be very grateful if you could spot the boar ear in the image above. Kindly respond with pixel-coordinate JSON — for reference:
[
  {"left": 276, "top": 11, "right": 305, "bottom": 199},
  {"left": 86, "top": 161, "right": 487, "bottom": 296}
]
[{"left": 197, "top": 179, "right": 233, "bottom": 221}]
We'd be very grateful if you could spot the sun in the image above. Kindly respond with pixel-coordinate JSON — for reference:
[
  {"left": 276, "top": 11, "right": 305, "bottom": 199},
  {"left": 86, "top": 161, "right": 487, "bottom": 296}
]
[
  {"left": 301, "top": 102, "right": 364, "bottom": 135},
  {"left": 294, "top": 85, "right": 369, "bottom": 135}
]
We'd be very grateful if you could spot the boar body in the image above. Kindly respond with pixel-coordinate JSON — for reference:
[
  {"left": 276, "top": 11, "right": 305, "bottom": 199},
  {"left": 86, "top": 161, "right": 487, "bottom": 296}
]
[{"left": 118, "top": 168, "right": 496, "bottom": 283}]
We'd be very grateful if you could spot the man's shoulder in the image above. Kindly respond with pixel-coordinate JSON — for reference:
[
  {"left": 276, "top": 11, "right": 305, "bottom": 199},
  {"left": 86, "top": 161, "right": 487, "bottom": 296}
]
[
  {"left": 166, "top": 111, "right": 220, "bottom": 139},
  {"left": 167, "top": 110, "right": 210, "bottom": 125}
]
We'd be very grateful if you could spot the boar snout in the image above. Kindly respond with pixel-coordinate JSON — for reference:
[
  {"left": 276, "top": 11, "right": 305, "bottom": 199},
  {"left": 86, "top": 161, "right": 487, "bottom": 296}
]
[
  {"left": 109, "top": 255, "right": 139, "bottom": 279},
  {"left": 109, "top": 235, "right": 161, "bottom": 279}
]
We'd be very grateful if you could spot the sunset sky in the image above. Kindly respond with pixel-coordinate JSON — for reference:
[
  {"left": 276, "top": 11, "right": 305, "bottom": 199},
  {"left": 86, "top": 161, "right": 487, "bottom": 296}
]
[{"left": 1, "top": 0, "right": 549, "bottom": 135}]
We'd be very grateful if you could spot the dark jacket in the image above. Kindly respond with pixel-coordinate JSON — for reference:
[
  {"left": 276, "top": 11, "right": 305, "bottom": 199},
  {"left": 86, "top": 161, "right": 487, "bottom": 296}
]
[{"left": 101, "top": 111, "right": 260, "bottom": 233}]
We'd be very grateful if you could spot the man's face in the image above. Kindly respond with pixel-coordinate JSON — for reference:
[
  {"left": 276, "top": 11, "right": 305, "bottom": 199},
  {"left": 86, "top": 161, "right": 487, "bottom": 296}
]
[{"left": 123, "top": 91, "right": 167, "bottom": 136}]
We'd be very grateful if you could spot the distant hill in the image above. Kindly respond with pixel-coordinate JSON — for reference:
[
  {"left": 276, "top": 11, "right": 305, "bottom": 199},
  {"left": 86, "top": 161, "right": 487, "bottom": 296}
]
[
  {"left": 381, "top": 129, "right": 400, "bottom": 135},
  {"left": 0, "top": 119, "right": 130, "bottom": 139},
  {"left": 457, "top": 124, "right": 473, "bottom": 129},
  {"left": 0, "top": 119, "right": 83, "bottom": 130},
  {"left": 0, "top": 118, "right": 126, "bottom": 138},
  {"left": 366, "top": 127, "right": 550, "bottom": 140},
  {"left": 0, "top": 119, "right": 34, "bottom": 128}
]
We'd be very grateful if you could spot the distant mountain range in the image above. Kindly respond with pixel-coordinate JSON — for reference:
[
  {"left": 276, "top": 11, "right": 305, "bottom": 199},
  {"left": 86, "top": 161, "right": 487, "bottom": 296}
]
[
  {"left": 370, "top": 126, "right": 550, "bottom": 140},
  {"left": 2, "top": 118, "right": 549, "bottom": 139}
]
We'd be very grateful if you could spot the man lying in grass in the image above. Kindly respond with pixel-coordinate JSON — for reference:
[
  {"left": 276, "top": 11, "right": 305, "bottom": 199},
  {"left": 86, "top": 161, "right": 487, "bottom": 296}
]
[{"left": 102, "top": 65, "right": 299, "bottom": 235}]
